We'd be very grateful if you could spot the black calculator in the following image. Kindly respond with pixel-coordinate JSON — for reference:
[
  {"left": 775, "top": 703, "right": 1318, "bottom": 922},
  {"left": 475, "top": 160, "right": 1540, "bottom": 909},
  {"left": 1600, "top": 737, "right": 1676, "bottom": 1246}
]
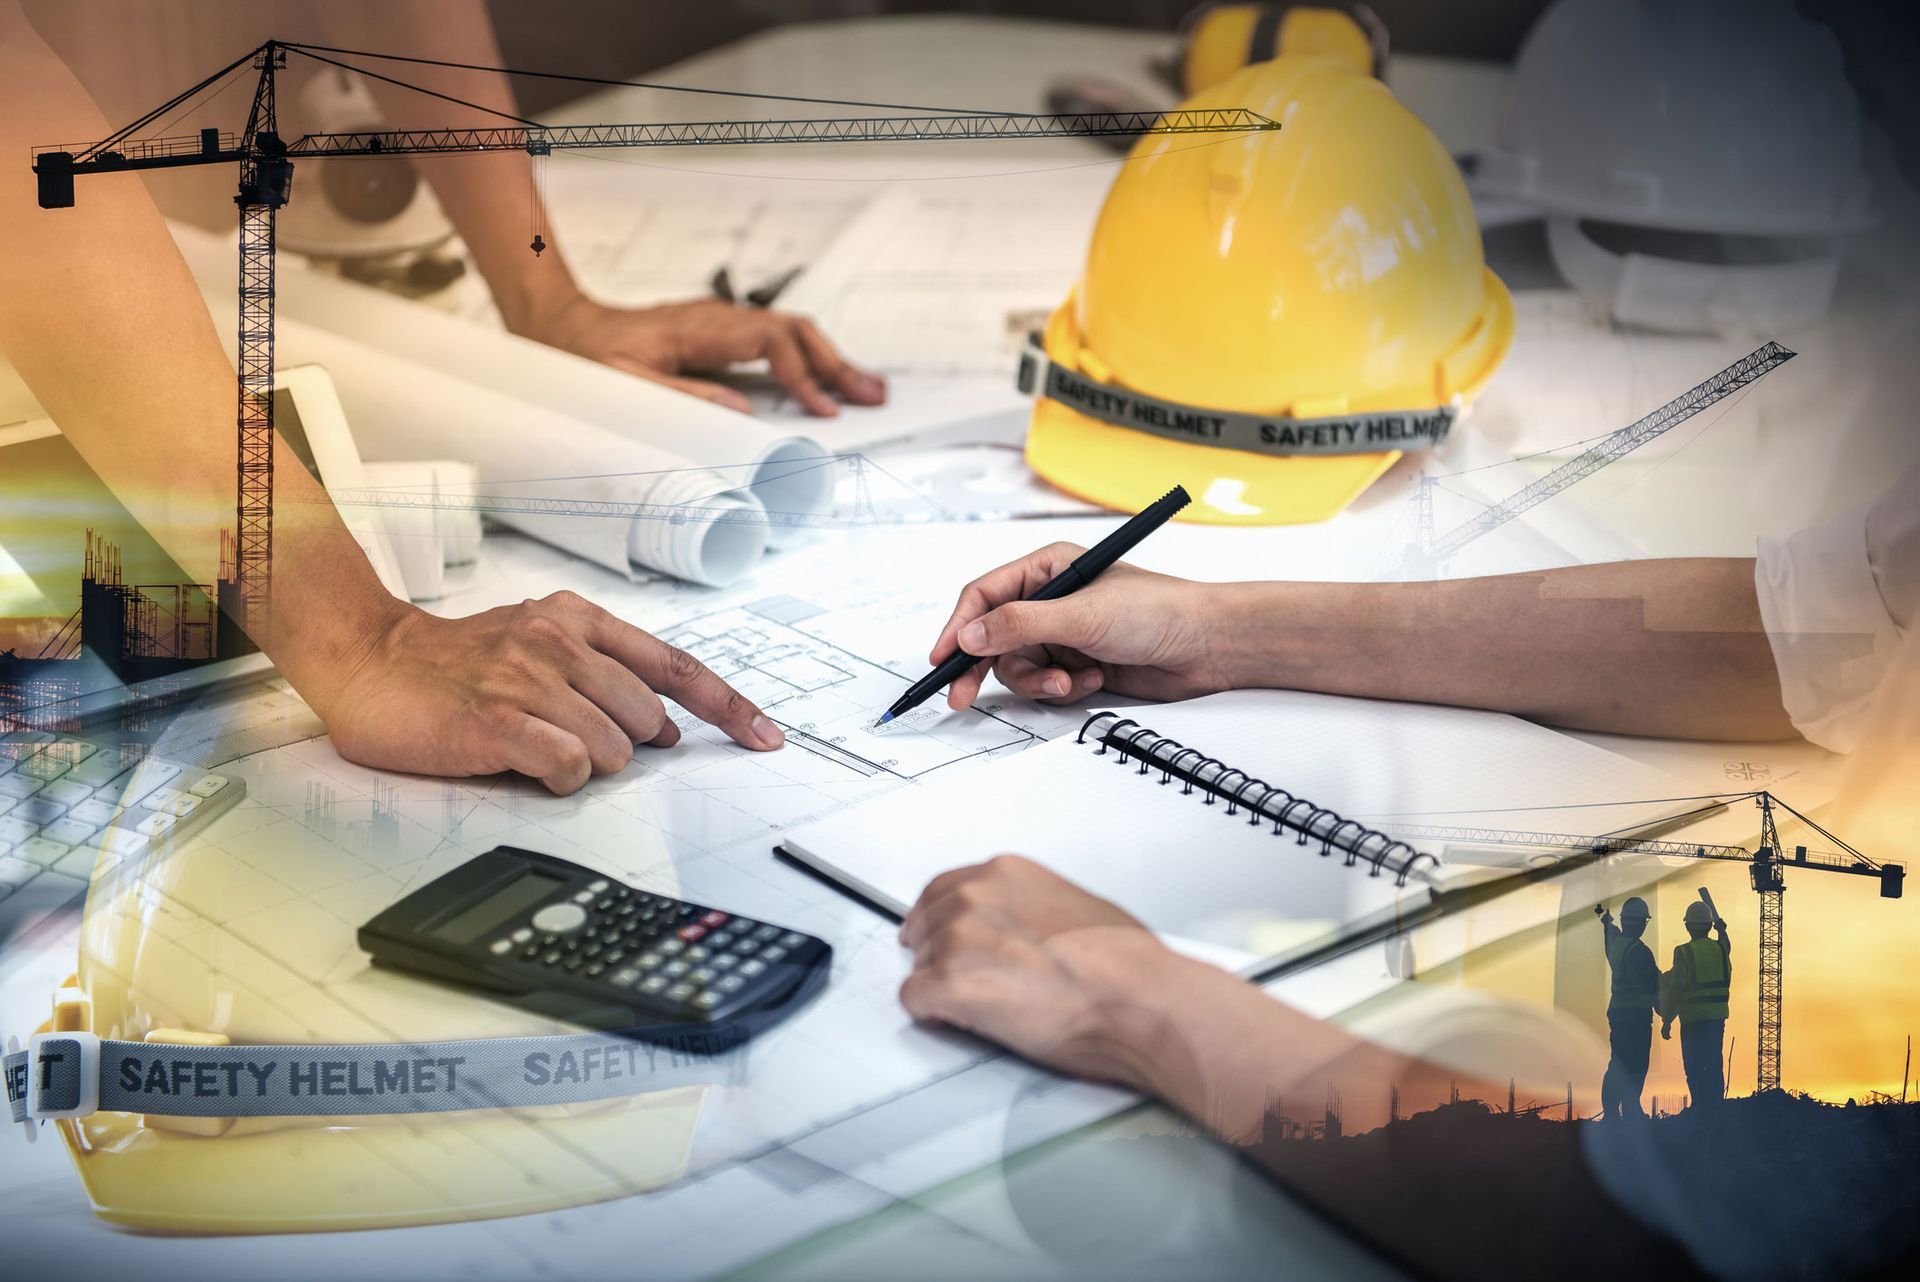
[{"left": 359, "top": 846, "right": 831, "bottom": 1046}]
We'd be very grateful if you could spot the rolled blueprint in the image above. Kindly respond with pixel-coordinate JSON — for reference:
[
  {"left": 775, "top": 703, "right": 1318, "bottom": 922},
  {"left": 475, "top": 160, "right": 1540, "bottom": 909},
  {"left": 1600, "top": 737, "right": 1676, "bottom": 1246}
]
[
  {"left": 172, "top": 226, "right": 836, "bottom": 550},
  {"left": 211, "top": 307, "right": 772, "bottom": 587}
]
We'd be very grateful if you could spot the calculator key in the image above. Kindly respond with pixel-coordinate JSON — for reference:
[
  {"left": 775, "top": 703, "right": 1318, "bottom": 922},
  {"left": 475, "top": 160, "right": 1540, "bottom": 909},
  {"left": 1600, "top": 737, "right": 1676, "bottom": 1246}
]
[
  {"left": 692, "top": 991, "right": 722, "bottom": 1011},
  {"left": 531, "top": 903, "right": 588, "bottom": 934},
  {"left": 739, "top": 959, "right": 766, "bottom": 977},
  {"left": 661, "top": 960, "right": 688, "bottom": 978},
  {"left": 699, "top": 910, "right": 729, "bottom": 929},
  {"left": 635, "top": 952, "right": 661, "bottom": 970},
  {"left": 596, "top": 897, "right": 615, "bottom": 912},
  {"left": 665, "top": 983, "right": 695, "bottom": 1002},
  {"left": 616, "top": 902, "right": 638, "bottom": 917},
  {"left": 612, "top": 888, "right": 631, "bottom": 900},
  {"left": 520, "top": 946, "right": 540, "bottom": 961},
  {"left": 587, "top": 879, "right": 609, "bottom": 894},
  {"left": 584, "top": 942, "right": 602, "bottom": 958},
  {"left": 0, "top": 816, "right": 36, "bottom": 845},
  {"left": 511, "top": 927, "right": 533, "bottom": 944},
  {"left": 676, "top": 924, "right": 708, "bottom": 942},
  {"left": 780, "top": 932, "right": 807, "bottom": 949},
  {"left": 562, "top": 956, "right": 584, "bottom": 972},
  {"left": 609, "top": 968, "right": 640, "bottom": 988},
  {"left": 717, "top": 974, "right": 745, "bottom": 993},
  {"left": 685, "top": 945, "right": 709, "bottom": 962},
  {"left": 731, "top": 938, "right": 758, "bottom": 955},
  {"left": 761, "top": 946, "right": 787, "bottom": 963},
  {"left": 187, "top": 775, "right": 230, "bottom": 799},
  {"left": 679, "top": 904, "right": 699, "bottom": 919},
  {"left": 688, "top": 967, "right": 714, "bottom": 985},
  {"left": 753, "top": 924, "right": 780, "bottom": 942},
  {"left": 135, "top": 813, "right": 177, "bottom": 838},
  {"left": 489, "top": 939, "right": 513, "bottom": 955},
  {"left": 657, "top": 939, "right": 685, "bottom": 956},
  {"left": 603, "top": 948, "right": 626, "bottom": 965},
  {"left": 572, "top": 890, "right": 596, "bottom": 904},
  {"left": 562, "top": 939, "right": 581, "bottom": 953},
  {"left": 584, "top": 962, "right": 606, "bottom": 978},
  {"left": 711, "top": 954, "right": 736, "bottom": 971},
  {"left": 639, "top": 975, "right": 668, "bottom": 995},
  {"left": 542, "top": 951, "right": 562, "bottom": 966}
]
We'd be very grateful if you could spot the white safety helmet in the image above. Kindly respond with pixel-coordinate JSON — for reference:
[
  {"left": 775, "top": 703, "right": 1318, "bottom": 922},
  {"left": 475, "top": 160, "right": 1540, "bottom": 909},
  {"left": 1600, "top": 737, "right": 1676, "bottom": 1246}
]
[
  {"left": 7, "top": 791, "right": 719, "bottom": 1233},
  {"left": 1475, "top": 0, "right": 1874, "bottom": 337}
]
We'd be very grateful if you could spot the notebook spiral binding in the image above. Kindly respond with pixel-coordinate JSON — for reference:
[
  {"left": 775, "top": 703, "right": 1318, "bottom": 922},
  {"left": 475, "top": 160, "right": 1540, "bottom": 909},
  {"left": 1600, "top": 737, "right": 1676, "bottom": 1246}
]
[{"left": 1075, "top": 711, "right": 1440, "bottom": 886}]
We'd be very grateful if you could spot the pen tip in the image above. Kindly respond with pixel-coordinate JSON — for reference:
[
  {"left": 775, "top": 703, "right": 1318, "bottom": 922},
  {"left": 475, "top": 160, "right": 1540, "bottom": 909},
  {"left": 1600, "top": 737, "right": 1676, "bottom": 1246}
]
[{"left": 877, "top": 712, "right": 893, "bottom": 726}]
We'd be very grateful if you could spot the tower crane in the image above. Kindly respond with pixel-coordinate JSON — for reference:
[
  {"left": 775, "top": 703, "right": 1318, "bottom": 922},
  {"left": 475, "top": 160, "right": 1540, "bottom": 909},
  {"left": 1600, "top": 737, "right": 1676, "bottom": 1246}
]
[
  {"left": 1388, "top": 790, "right": 1904, "bottom": 1094},
  {"left": 1405, "top": 341, "right": 1796, "bottom": 576},
  {"left": 32, "top": 39, "right": 1281, "bottom": 625}
]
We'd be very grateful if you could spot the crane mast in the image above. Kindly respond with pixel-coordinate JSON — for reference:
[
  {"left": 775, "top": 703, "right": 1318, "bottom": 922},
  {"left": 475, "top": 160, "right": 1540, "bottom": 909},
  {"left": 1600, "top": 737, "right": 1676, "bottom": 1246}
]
[
  {"left": 1397, "top": 790, "right": 1902, "bottom": 1096},
  {"left": 31, "top": 38, "right": 1281, "bottom": 625}
]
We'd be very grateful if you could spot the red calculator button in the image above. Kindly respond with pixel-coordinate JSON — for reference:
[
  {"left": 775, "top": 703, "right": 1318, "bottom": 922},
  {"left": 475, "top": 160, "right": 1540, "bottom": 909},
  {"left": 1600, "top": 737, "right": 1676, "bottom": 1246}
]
[
  {"left": 677, "top": 923, "right": 709, "bottom": 942},
  {"left": 699, "top": 911, "right": 729, "bottom": 928}
]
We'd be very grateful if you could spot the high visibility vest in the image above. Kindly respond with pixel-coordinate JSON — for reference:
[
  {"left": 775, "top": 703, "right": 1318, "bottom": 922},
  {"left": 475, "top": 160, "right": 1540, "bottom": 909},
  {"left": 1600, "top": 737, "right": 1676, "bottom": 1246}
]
[
  {"left": 1607, "top": 935, "right": 1658, "bottom": 1011},
  {"left": 1675, "top": 937, "right": 1731, "bottom": 1023}
]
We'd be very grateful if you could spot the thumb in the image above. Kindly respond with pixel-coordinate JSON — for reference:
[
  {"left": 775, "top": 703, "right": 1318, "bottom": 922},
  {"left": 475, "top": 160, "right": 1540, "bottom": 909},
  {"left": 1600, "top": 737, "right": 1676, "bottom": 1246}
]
[{"left": 957, "top": 598, "right": 1101, "bottom": 658}]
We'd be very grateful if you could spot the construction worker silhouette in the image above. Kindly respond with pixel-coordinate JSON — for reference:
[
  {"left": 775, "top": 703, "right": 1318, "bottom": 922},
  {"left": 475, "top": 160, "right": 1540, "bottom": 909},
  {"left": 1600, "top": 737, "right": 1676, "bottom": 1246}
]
[
  {"left": 1597, "top": 897, "right": 1659, "bottom": 1119},
  {"left": 1662, "top": 895, "right": 1732, "bottom": 1107}
]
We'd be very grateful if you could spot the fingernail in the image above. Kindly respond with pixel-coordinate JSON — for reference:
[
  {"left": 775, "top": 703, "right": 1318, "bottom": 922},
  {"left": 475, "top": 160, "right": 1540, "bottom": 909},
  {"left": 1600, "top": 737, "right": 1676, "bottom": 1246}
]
[
  {"left": 752, "top": 715, "right": 784, "bottom": 748},
  {"left": 958, "top": 620, "right": 986, "bottom": 651},
  {"left": 1044, "top": 673, "right": 1068, "bottom": 695},
  {"left": 1085, "top": 668, "right": 1104, "bottom": 690}
]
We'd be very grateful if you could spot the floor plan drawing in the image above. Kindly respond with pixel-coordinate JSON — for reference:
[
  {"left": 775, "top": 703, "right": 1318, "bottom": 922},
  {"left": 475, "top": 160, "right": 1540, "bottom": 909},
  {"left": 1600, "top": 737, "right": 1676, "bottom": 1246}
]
[{"left": 658, "top": 598, "right": 1041, "bottom": 781}]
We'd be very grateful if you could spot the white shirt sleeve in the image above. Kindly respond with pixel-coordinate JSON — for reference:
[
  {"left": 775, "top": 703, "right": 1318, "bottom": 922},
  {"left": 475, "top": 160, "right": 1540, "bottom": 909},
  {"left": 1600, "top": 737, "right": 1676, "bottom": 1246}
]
[{"left": 1754, "top": 463, "right": 1919, "bottom": 752}]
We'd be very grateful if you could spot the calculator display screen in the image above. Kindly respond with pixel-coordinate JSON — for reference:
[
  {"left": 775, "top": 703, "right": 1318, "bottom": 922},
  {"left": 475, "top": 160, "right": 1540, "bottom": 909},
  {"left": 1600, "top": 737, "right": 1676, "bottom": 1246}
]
[{"left": 428, "top": 869, "right": 566, "bottom": 943}]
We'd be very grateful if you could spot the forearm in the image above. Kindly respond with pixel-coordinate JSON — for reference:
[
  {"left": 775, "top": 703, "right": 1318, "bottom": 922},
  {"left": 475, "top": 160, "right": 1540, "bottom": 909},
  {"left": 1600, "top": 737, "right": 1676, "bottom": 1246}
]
[
  {"left": 0, "top": 7, "right": 399, "bottom": 684},
  {"left": 1093, "top": 940, "right": 1493, "bottom": 1144},
  {"left": 321, "top": 1, "right": 579, "bottom": 333},
  {"left": 1209, "top": 559, "right": 1794, "bottom": 740}
]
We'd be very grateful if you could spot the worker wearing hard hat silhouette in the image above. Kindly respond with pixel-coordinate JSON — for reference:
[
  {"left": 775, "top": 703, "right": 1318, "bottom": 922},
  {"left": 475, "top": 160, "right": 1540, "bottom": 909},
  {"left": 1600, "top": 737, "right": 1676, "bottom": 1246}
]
[
  {"left": 1662, "top": 895, "right": 1733, "bottom": 1107},
  {"left": 1598, "top": 897, "right": 1660, "bottom": 1119}
]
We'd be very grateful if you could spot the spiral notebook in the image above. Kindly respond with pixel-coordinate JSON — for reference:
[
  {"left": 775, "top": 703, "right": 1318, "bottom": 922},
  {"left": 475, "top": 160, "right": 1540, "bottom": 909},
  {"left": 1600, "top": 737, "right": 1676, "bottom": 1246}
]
[{"left": 778, "top": 689, "right": 1694, "bottom": 975}]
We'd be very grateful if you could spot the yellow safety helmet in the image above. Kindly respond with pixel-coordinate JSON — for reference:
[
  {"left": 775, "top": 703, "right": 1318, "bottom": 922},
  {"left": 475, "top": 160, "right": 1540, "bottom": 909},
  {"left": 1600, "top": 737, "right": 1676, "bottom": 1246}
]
[
  {"left": 12, "top": 802, "right": 712, "bottom": 1232},
  {"left": 1024, "top": 56, "right": 1513, "bottom": 525},
  {"left": 1684, "top": 900, "right": 1715, "bottom": 928},
  {"left": 1180, "top": 3, "right": 1384, "bottom": 96}
]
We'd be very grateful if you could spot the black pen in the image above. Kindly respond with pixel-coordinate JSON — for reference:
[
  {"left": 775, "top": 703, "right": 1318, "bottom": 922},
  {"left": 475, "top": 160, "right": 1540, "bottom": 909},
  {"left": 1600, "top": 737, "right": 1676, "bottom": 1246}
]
[{"left": 877, "top": 485, "right": 1192, "bottom": 726}]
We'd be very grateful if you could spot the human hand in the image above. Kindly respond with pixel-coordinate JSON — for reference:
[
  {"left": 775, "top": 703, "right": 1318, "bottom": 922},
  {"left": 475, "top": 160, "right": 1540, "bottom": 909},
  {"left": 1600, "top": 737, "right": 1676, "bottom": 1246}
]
[
  {"left": 308, "top": 590, "right": 784, "bottom": 795},
  {"left": 929, "top": 543, "right": 1234, "bottom": 711},
  {"left": 513, "top": 291, "right": 886, "bottom": 418},
  {"left": 1661, "top": 1020, "right": 1673, "bottom": 1041},
  {"left": 898, "top": 855, "right": 1190, "bottom": 1086}
]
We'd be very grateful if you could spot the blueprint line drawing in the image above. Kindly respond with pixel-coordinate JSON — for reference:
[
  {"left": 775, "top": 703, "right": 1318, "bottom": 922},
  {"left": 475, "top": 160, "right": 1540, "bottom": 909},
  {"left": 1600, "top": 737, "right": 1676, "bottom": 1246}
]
[{"left": 659, "top": 598, "right": 1041, "bottom": 781}]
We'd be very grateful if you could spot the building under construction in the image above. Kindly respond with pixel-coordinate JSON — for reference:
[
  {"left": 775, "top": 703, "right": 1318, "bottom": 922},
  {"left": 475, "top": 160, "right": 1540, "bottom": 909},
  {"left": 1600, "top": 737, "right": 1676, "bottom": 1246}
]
[{"left": 0, "top": 528, "right": 254, "bottom": 731}]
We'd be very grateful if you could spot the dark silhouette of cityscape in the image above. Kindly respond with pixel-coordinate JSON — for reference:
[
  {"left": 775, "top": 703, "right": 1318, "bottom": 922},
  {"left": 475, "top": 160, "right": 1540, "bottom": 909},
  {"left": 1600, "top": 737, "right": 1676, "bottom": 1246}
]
[{"left": 0, "top": 528, "right": 254, "bottom": 732}]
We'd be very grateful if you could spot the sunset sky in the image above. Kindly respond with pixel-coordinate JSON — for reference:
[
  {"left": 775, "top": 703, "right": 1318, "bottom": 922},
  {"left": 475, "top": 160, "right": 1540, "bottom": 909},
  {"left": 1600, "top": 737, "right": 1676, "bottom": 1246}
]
[{"left": 0, "top": 426, "right": 211, "bottom": 653}]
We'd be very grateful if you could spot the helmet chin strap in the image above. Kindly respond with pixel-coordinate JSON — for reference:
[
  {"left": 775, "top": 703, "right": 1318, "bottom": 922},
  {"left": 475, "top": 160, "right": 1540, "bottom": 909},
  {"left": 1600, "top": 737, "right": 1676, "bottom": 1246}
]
[{"left": 1018, "top": 339, "right": 1459, "bottom": 457}]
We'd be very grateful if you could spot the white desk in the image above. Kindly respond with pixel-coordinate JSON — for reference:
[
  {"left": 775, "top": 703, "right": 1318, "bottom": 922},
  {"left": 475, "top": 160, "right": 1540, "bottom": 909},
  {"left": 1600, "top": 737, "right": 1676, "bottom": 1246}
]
[{"left": 3, "top": 13, "right": 1886, "bottom": 1281}]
